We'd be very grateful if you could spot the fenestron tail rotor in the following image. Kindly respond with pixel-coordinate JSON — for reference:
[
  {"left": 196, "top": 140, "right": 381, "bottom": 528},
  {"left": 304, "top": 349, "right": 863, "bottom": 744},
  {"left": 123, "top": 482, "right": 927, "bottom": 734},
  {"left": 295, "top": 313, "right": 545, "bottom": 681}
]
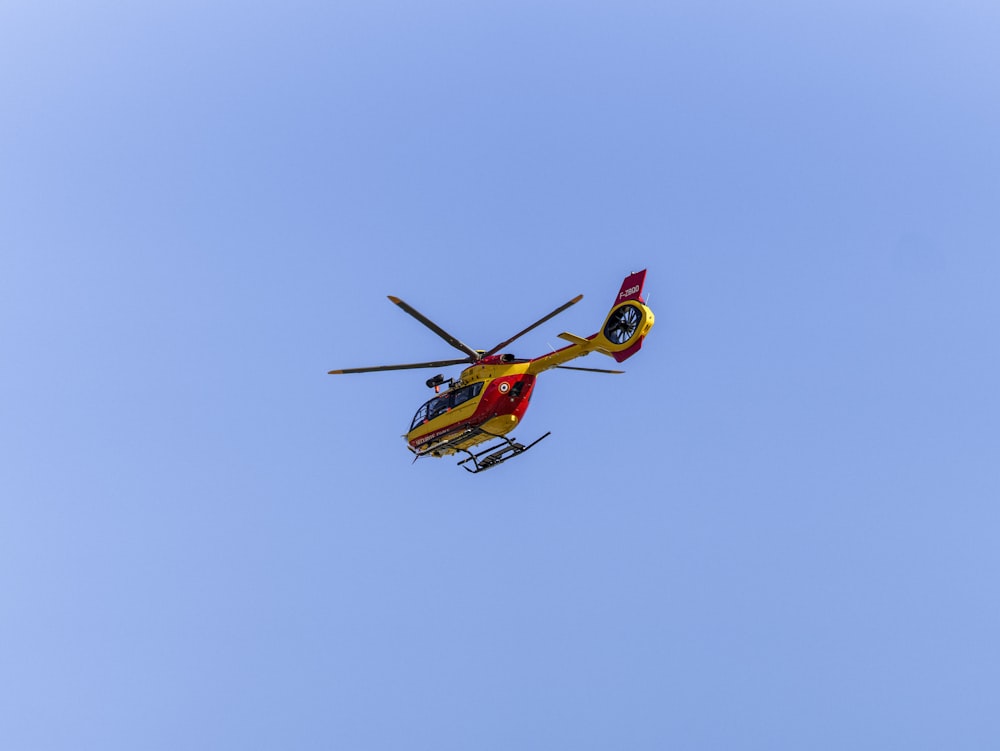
[{"left": 604, "top": 304, "right": 641, "bottom": 344}]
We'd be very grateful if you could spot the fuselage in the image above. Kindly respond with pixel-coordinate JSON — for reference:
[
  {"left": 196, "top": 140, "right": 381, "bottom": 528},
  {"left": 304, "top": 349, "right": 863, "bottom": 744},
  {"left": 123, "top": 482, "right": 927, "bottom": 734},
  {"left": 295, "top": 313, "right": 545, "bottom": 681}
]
[
  {"left": 405, "top": 293, "right": 656, "bottom": 458},
  {"left": 403, "top": 283, "right": 655, "bottom": 459},
  {"left": 406, "top": 356, "right": 536, "bottom": 457},
  {"left": 328, "top": 270, "right": 655, "bottom": 467}
]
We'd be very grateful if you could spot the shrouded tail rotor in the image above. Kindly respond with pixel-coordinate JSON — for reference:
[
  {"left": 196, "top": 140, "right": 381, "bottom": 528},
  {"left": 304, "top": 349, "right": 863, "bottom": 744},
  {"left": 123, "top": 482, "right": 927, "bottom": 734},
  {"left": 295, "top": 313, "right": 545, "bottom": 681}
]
[{"left": 603, "top": 304, "right": 642, "bottom": 345}]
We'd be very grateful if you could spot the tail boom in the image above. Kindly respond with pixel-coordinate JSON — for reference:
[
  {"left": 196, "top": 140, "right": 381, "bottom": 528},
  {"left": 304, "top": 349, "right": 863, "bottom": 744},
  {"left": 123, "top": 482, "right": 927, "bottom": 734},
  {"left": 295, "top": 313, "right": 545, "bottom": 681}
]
[{"left": 527, "top": 270, "right": 654, "bottom": 375}]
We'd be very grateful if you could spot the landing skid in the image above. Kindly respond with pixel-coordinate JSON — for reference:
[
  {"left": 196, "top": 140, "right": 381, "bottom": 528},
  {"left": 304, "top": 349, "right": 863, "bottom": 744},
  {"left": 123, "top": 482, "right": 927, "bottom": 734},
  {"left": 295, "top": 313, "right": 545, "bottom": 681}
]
[{"left": 456, "top": 431, "right": 551, "bottom": 474}]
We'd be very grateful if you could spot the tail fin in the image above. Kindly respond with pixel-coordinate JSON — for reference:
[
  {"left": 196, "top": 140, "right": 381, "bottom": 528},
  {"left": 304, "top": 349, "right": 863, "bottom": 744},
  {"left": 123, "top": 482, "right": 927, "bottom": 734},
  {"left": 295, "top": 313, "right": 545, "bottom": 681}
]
[
  {"left": 527, "top": 270, "right": 654, "bottom": 374},
  {"left": 614, "top": 270, "right": 647, "bottom": 305},
  {"left": 603, "top": 269, "right": 654, "bottom": 363}
]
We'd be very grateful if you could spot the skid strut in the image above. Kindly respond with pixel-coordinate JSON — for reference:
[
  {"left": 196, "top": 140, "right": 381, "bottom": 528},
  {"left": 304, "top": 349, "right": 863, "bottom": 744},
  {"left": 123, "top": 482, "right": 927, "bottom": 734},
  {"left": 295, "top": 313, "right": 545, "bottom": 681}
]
[{"left": 456, "top": 431, "right": 551, "bottom": 474}]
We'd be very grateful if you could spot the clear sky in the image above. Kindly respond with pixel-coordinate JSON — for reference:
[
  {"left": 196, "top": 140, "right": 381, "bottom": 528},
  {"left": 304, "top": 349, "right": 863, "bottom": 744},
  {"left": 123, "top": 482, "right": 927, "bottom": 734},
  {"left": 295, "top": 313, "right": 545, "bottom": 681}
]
[{"left": 2, "top": 1, "right": 998, "bottom": 748}]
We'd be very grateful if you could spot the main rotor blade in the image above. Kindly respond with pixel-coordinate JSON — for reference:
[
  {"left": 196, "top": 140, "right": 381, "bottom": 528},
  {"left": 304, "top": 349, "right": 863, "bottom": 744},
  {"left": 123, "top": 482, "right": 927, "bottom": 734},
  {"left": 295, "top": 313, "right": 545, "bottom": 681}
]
[
  {"left": 328, "top": 358, "right": 471, "bottom": 375},
  {"left": 555, "top": 365, "right": 625, "bottom": 374},
  {"left": 388, "top": 296, "right": 480, "bottom": 359},
  {"left": 483, "top": 294, "right": 583, "bottom": 357}
]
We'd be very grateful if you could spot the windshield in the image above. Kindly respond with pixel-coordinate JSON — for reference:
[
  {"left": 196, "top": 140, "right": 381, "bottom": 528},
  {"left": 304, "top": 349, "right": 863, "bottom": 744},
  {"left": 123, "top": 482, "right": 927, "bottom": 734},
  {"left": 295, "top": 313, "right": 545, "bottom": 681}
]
[{"left": 410, "top": 382, "right": 484, "bottom": 431}]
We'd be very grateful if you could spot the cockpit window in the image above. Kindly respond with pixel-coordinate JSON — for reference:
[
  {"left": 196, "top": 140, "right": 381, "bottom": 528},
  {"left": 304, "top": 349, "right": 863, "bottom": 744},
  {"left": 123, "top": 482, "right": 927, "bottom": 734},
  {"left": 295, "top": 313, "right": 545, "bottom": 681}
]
[
  {"left": 428, "top": 395, "right": 450, "bottom": 420},
  {"left": 409, "top": 382, "right": 484, "bottom": 431},
  {"left": 410, "top": 403, "right": 429, "bottom": 429},
  {"left": 452, "top": 382, "right": 483, "bottom": 407}
]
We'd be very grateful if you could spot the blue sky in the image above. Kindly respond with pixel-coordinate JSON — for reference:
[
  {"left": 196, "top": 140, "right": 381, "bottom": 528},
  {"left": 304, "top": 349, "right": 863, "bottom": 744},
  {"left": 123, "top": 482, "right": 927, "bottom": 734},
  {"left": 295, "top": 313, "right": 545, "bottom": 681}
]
[{"left": 2, "top": 2, "right": 998, "bottom": 748}]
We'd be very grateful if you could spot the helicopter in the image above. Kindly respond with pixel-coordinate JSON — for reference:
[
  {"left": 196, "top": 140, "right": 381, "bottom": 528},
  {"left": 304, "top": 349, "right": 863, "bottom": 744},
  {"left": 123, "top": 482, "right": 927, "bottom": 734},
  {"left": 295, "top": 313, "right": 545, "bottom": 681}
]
[{"left": 328, "top": 270, "right": 654, "bottom": 472}]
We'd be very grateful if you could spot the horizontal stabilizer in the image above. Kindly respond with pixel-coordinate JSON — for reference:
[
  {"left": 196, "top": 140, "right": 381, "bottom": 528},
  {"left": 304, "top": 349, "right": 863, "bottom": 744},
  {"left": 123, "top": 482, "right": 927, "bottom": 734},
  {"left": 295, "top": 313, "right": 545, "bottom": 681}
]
[{"left": 557, "top": 332, "right": 590, "bottom": 345}]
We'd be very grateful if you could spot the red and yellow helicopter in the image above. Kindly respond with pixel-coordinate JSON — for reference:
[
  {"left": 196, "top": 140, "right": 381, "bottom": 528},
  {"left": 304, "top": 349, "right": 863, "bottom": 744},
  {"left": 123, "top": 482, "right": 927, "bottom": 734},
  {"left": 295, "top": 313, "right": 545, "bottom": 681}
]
[{"left": 328, "top": 270, "right": 654, "bottom": 472}]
